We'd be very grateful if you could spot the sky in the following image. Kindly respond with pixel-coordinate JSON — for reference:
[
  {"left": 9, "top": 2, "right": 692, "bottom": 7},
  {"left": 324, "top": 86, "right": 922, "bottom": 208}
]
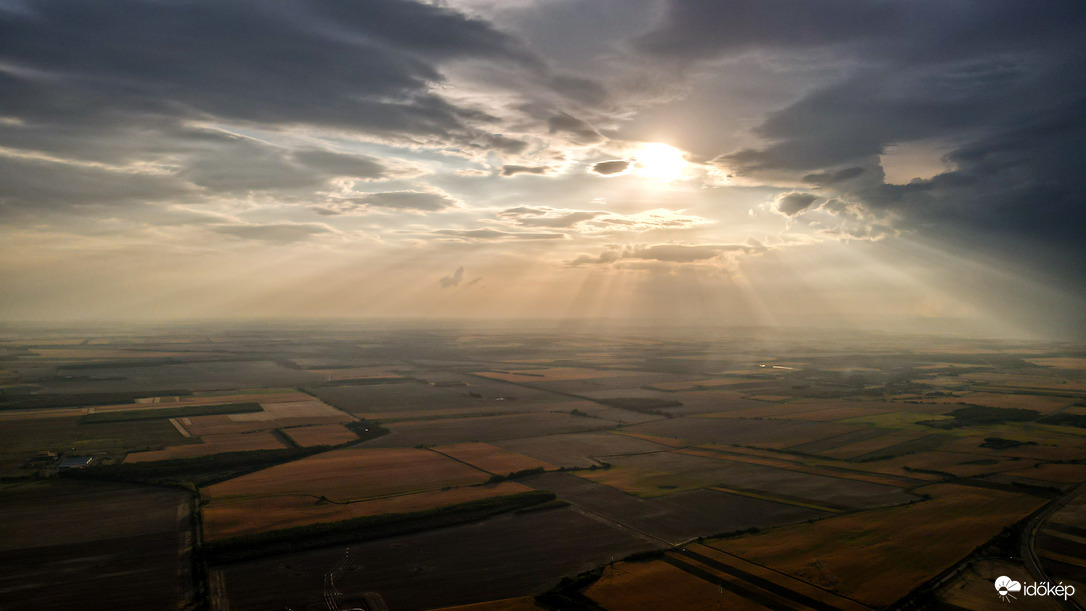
[{"left": 0, "top": 0, "right": 1083, "bottom": 338}]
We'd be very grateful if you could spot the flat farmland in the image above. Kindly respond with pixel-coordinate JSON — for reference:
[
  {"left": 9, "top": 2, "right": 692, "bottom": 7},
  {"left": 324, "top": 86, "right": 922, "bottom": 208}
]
[
  {"left": 282, "top": 423, "right": 360, "bottom": 447},
  {"left": 474, "top": 367, "right": 644, "bottom": 383},
  {"left": 362, "top": 412, "right": 613, "bottom": 448},
  {"left": 785, "top": 427, "right": 894, "bottom": 455},
  {"left": 496, "top": 431, "right": 674, "bottom": 468},
  {"left": 124, "top": 430, "right": 287, "bottom": 462},
  {"left": 585, "top": 559, "right": 774, "bottom": 611},
  {"left": 921, "top": 392, "right": 1077, "bottom": 413},
  {"left": 204, "top": 447, "right": 490, "bottom": 505},
  {"left": 216, "top": 506, "right": 654, "bottom": 611},
  {"left": 818, "top": 429, "right": 934, "bottom": 460},
  {"left": 1000, "top": 462, "right": 1086, "bottom": 484},
  {"left": 933, "top": 558, "right": 1063, "bottom": 610},
  {"left": 35, "top": 360, "right": 327, "bottom": 393},
  {"left": 203, "top": 481, "right": 532, "bottom": 540},
  {"left": 623, "top": 416, "right": 865, "bottom": 449},
  {"left": 432, "top": 442, "right": 554, "bottom": 475},
  {"left": 706, "top": 483, "right": 1046, "bottom": 608},
  {"left": 857, "top": 450, "right": 1038, "bottom": 479},
  {"left": 574, "top": 450, "right": 913, "bottom": 509},
  {"left": 522, "top": 472, "right": 827, "bottom": 544},
  {"left": 309, "top": 379, "right": 560, "bottom": 414},
  {"left": 0, "top": 480, "right": 192, "bottom": 611},
  {"left": 0, "top": 415, "right": 197, "bottom": 475},
  {"left": 941, "top": 429, "right": 1086, "bottom": 462}
]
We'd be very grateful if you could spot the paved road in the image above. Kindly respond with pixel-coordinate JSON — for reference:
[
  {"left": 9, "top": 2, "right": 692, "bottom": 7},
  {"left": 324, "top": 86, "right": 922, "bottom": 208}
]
[{"left": 1020, "top": 481, "right": 1086, "bottom": 611}]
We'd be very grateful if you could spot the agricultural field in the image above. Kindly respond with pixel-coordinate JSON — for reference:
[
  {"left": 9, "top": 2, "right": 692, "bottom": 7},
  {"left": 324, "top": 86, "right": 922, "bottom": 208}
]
[
  {"left": 705, "top": 483, "right": 1047, "bottom": 608},
  {"left": 431, "top": 442, "right": 554, "bottom": 475},
  {"left": 1, "top": 326, "right": 1084, "bottom": 610},
  {"left": 573, "top": 449, "right": 914, "bottom": 509},
  {"left": 521, "top": 471, "right": 828, "bottom": 544},
  {"left": 362, "top": 411, "right": 614, "bottom": 447},
  {"left": 216, "top": 507, "right": 653, "bottom": 611},
  {"left": 281, "top": 423, "right": 361, "bottom": 447},
  {"left": 1036, "top": 487, "right": 1086, "bottom": 598},
  {"left": 0, "top": 480, "right": 193, "bottom": 611},
  {"left": 496, "top": 431, "right": 674, "bottom": 468}
]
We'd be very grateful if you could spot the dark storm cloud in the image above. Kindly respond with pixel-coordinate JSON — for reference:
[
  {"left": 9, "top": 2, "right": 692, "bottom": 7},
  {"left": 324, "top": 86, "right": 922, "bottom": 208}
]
[
  {"left": 0, "top": 155, "right": 194, "bottom": 218},
  {"left": 0, "top": 0, "right": 536, "bottom": 143},
  {"left": 590, "top": 160, "right": 630, "bottom": 175},
  {"left": 500, "top": 165, "right": 552, "bottom": 177},
  {"left": 775, "top": 192, "right": 819, "bottom": 217},
  {"left": 637, "top": 0, "right": 1086, "bottom": 262},
  {"left": 0, "top": 0, "right": 609, "bottom": 223},
  {"left": 802, "top": 167, "right": 864, "bottom": 186}
]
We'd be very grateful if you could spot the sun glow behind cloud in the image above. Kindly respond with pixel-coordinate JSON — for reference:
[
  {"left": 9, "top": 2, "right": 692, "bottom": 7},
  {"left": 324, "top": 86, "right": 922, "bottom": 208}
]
[{"left": 631, "top": 143, "right": 689, "bottom": 182}]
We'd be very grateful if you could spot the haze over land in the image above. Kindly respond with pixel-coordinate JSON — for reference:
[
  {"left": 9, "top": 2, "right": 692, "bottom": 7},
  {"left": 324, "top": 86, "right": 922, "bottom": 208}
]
[{"left": 0, "top": 0, "right": 1083, "bottom": 338}]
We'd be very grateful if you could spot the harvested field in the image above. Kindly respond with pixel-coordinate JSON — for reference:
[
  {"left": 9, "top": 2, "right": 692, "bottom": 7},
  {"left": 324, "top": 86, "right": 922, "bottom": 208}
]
[
  {"left": 0, "top": 480, "right": 192, "bottom": 611},
  {"left": 203, "top": 481, "right": 532, "bottom": 540},
  {"left": 204, "top": 447, "right": 489, "bottom": 504},
  {"left": 522, "top": 471, "right": 827, "bottom": 544},
  {"left": 497, "top": 431, "right": 673, "bottom": 468},
  {"left": 432, "top": 442, "right": 554, "bottom": 475},
  {"left": 585, "top": 559, "right": 773, "bottom": 611},
  {"left": 706, "top": 483, "right": 1046, "bottom": 608},
  {"left": 573, "top": 451, "right": 912, "bottom": 509},
  {"left": 281, "top": 423, "right": 359, "bottom": 447},
  {"left": 361, "top": 413, "right": 613, "bottom": 448},
  {"left": 217, "top": 506, "right": 653, "bottom": 611},
  {"left": 624, "top": 417, "right": 864, "bottom": 449},
  {"left": 124, "top": 431, "right": 287, "bottom": 462}
]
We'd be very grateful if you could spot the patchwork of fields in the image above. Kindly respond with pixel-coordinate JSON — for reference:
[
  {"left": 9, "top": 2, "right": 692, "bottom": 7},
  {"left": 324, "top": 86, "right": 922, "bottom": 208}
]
[{"left": 1, "top": 329, "right": 1084, "bottom": 610}]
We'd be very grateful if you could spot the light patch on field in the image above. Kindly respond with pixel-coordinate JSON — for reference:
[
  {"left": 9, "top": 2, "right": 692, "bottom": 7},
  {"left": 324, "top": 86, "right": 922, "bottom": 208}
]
[
  {"left": 707, "top": 483, "right": 1046, "bottom": 608},
  {"left": 586, "top": 560, "right": 771, "bottom": 611},
  {"left": 204, "top": 447, "right": 490, "bottom": 504},
  {"left": 838, "top": 411, "right": 954, "bottom": 429}
]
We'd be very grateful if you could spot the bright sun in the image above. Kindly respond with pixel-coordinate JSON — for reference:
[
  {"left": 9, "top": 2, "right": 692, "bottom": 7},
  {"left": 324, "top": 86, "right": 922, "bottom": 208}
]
[{"left": 633, "top": 142, "right": 688, "bottom": 181}]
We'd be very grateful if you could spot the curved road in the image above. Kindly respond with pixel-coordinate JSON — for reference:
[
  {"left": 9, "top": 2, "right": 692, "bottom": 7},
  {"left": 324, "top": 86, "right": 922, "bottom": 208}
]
[{"left": 1020, "top": 481, "right": 1086, "bottom": 611}]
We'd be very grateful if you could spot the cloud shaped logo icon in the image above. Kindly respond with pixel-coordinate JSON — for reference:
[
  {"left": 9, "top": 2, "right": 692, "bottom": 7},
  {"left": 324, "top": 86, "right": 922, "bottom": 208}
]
[{"left": 995, "top": 576, "right": 1022, "bottom": 601}]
